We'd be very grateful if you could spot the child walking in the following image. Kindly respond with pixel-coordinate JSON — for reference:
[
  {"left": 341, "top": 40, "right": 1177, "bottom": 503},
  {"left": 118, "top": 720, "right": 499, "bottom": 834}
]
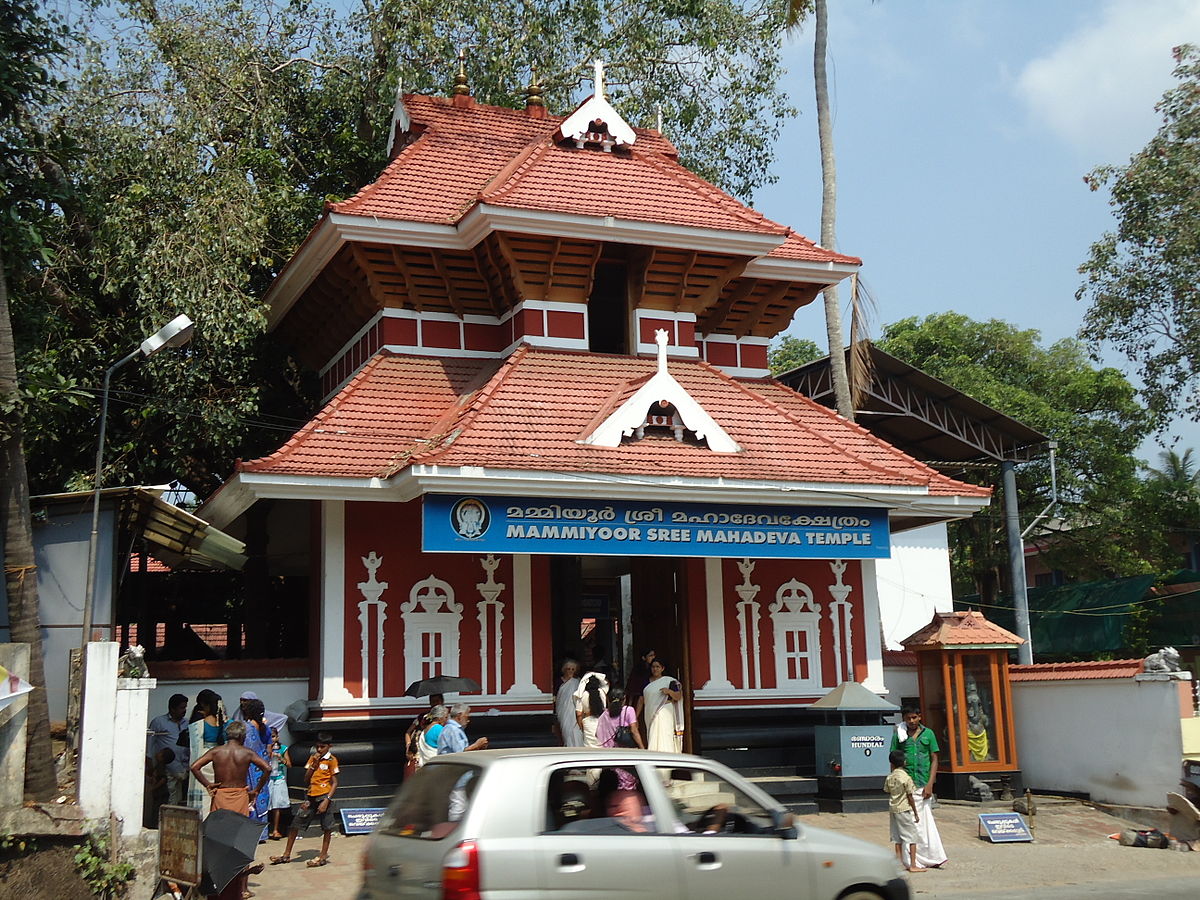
[
  {"left": 266, "top": 729, "right": 292, "bottom": 839},
  {"left": 885, "top": 749, "right": 926, "bottom": 873},
  {"left": 270, "top": 732, "right": 339, "bottom": 868}
]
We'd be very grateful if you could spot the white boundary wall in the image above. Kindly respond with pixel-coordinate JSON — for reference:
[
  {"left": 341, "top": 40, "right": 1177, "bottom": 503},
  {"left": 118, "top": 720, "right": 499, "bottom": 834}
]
[
  {"left": 1012, "top": 673, "right": 1193, "bottom": 808},
  {"left": 876, "top": 523, "right": 954, "bottom": 649}
]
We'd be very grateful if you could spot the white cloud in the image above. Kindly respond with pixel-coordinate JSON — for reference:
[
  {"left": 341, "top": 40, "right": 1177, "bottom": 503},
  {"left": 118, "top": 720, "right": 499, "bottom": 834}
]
[{"left": 1016, "top": 0, "right": 1200, "bottom": 163}]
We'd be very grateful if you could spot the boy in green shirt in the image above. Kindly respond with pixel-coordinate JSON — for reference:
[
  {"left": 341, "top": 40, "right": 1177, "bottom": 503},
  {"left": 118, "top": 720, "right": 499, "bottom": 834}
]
[{"left": 889, "top": 705, "right": 948, "bottom": 868}]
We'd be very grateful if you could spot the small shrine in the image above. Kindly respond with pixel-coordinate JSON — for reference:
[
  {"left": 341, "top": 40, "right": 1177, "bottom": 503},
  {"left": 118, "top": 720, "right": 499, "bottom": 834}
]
[{"left": 901, "top": 610, "right": 1024, "bottom": 800}]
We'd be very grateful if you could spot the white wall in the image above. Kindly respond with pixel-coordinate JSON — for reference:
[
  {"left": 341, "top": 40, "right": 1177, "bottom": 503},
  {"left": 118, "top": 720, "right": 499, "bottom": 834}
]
[
  {"left": 875, "top": 523, "right": 954, "bottom": 649},
  {"left": 882, "top": 664, "right": 919, "bottom": 707},
  {"left": 1012, "top": 674, "right": 1192, "bottom": 807}
]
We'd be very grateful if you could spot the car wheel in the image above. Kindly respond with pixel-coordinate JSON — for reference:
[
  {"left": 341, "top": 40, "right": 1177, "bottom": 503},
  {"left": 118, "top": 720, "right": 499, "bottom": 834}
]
[{"left": 838, "top": 891, "right": 884, "bottom": 900}]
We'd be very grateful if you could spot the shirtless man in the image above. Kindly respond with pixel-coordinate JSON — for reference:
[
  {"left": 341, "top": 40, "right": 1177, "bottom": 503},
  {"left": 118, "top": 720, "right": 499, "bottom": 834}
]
[
  {"left": 190, "top": 720, "right": 271, "bottom": 814},
  {"left": 191, "top": 721, "right": 270, "bottom": 897}
]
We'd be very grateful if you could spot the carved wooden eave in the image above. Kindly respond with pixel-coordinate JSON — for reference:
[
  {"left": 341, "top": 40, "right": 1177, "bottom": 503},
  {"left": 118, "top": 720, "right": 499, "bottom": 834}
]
[
  {"left": 697, "top": 278, "right": 822, "bottom": 338},
  {"left": 581, "top": 330, "right": 741, "bottom": 452}
]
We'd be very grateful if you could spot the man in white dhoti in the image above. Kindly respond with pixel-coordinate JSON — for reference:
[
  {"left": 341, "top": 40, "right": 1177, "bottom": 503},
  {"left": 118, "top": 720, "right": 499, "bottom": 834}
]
[
  {"left": 555, "top": 659, "right": 583, "bottom": 746},
  {"left": 890, "top": 706, "right": 948, "bottom": 868}
]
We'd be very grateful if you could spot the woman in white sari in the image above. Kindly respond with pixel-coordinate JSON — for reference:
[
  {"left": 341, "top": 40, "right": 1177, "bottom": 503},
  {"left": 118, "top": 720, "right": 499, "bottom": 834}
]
[
  {"left": 573, "top": 672, "right": 609, "bottom": 748},
  {"left": 555, "top": 659, "right": 583, "bottom": 747},
  {"left": 183, "top": 689, "right": 226, "bottom": 815},
  {"left": 637, "top": 659, "right": 682, "bottom": 753}
]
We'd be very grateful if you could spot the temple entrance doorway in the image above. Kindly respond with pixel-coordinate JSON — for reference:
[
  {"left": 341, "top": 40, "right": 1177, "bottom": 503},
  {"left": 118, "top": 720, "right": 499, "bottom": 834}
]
[{"left": 548, "top": 555, "right": 692, "bottom": 751}]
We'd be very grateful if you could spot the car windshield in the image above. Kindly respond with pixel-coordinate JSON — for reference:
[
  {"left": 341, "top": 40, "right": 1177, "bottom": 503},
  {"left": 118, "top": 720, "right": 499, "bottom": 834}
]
[{"left": 377, "top": 762, "right": 481, "bottom": 840}]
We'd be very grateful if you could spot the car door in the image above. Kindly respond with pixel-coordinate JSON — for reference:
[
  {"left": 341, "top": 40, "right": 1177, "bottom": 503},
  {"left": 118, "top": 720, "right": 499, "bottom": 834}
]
[
  {"left": 646, "top": 761, "right": 814, "bottom": 900},
  {"left": 534, "top": 763, "right": 684, "bottom": 899}
]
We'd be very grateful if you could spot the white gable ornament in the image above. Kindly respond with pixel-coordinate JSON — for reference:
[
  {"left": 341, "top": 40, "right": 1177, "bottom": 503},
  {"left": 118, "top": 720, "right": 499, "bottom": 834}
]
[
  {"left": 581, "top": 330, "right": 741, "bottom": 452},
  {"left": 356, "top": 552, "right": 389, "bottom": 699},
  {"left": 558, "top": 59, "right": 637, "bottom": 151}
]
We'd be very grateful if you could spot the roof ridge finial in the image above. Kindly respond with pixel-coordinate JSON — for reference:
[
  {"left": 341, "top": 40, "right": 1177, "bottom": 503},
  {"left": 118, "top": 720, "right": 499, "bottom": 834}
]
[
  {"left": 593, "top": 58, "right": 605, "bottom": 99},
  {"left": 525, "top": 65, "right": 546, "bottom": 116},
  {"left": 453, "top": 45, "right": 471, "bottom": 96},
  {"left": 655, "top": 328, "right": 669, "bottom": 374}
]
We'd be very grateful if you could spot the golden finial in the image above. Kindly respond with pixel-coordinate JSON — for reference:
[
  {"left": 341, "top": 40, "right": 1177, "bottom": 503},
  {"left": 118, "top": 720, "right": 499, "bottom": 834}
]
[
  {"left": 525, "top": 66, "right": 545, "bottom": 110},
  {"left": 453, "top": 46, "right": 470, "bottom": 96}
]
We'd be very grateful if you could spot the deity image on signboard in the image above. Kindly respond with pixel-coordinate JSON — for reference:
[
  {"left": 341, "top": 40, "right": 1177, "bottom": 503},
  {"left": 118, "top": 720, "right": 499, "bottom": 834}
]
[{"left": 451, "top": 497, "right": 490, "bottom": 539}]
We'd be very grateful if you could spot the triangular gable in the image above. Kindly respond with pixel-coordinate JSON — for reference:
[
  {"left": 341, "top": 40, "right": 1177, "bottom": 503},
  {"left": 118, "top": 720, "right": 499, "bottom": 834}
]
[
  {"left": 558, "top": 60, "right": 637, "bottom": 150},
  {"left": 581, "top": 330, "right": 740, "bottom": 452}
]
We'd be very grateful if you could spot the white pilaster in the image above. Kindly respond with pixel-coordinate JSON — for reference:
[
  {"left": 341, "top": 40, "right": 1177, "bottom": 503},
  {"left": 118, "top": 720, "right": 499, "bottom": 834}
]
[
  {"left": 701, "top": 558, "right": 734, "bottom": 691},
  {"left": 78, "top": 642, "right": 118, "bottom": 819},
  {"left": 506, "top": 554, "right": 540, "bottom": 696},
  {"left": 113, "top": 677, "right": 156, "bottom": 835},
  {"left": 320, "top": 500, "right": 355, "bottom": 702},
  {"left": 860, "top": 559, "right": 887, "bottom": 693}
]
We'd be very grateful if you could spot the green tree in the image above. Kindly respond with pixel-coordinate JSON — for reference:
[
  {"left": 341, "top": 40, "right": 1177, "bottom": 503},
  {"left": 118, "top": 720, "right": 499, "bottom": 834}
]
[
  {"left": 16, "top": 0, "right": 803, "bottom": 496},
  {"left": 1078, "top": 44, "right": 1200, "bottom": 425},
  {"left": 877, "top": 313, "right": 1171, "bottom": 598},
  {"left": 0, "top": 0, "right": 72, "bottom": 799},
  {"left": 768, "top": 334, "right": 822, "bottom": 374}
]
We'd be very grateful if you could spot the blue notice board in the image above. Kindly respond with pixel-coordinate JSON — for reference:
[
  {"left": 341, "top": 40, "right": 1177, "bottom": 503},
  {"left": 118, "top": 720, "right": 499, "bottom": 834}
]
[
  {"left": 978, "top": 812, "right": 1033, "bottom": 842},
  {"left": 422, "top": 494, "right": 891, "bottom": 560},
  {"left": 341, "top": 807, "right": 387, "bottom": 835}
]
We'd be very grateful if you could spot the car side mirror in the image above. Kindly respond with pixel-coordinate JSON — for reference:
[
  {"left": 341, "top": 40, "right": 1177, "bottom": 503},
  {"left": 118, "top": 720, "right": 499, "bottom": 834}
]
[{"left": 771, "top": 809, "right": 798, "bottom": 840}]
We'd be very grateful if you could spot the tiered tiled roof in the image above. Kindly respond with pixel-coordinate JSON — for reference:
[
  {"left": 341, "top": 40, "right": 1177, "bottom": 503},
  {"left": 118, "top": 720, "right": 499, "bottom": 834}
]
[
  {"left": 900, "top": 610, "right": 1024, "bottom": 649},
  {"left": 239, "top": 347, "right": 991, "bottom": 498},
  {"left": 1009, "top": 659, "right": 1145, "bottom": 682},
  {"left": 328, "top": 95, "right": 858, "bottom": 264}
]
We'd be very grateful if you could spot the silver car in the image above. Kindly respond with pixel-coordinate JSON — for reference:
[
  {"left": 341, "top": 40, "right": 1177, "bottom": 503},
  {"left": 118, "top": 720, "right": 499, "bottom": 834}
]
[{"left": 359, "top": 747, "right": 909, "bottom": 900}]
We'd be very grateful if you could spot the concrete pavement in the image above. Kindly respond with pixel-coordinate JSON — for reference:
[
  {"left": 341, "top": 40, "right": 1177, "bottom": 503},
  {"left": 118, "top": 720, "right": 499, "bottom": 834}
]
[{"left": 240, "top": 800, "right": 1199, "bottom": 899}]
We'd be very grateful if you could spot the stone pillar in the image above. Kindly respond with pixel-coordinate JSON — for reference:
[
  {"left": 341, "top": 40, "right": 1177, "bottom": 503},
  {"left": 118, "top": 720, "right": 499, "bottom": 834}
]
[
  {"left": 0, "top": 643, "right": 31, "bottom": 807},
  {"left": 77, "top": 641, "right": 119, "bottom": 819},
  {"left": 113, "top": 677, "right": 156, "bottom": 836}
]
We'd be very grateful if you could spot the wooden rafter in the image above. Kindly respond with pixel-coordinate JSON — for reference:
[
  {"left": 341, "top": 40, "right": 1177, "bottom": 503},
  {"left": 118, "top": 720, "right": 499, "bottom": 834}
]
[
  {"left": 734, "top": 282, "right": 791, "bottom": 338},
  {"left": 349, "top": 245, "right": 389, "bottom": 308},
  {"left": 692, "top": 257, "right": 749, "bottom": 312},
  {"left": 389, "top": 246, "right": 422, "bottom": 312},
  {"left": 477, "top": 236, "right": 515, "bottom": 313},
  {"left": 627, "top": 246, "right": 657, "bottom": 307},
  {"left": 494, "top": 232, "right": 532, "bottom": 299},
  {"left": 429, "top": 248, "right": 465, "bottom": 318},
  {"left": 698, "top": 278, "right": 757, "bottom": 333},
  {"left": 674, "top": 250, "right": 698, "bottom": 311}
]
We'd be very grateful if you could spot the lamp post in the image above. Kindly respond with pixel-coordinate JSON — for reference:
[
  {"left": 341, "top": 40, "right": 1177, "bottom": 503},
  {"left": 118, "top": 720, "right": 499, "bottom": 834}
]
[{"left": 81, "top": 314, "right": 194, "bottom": 647}]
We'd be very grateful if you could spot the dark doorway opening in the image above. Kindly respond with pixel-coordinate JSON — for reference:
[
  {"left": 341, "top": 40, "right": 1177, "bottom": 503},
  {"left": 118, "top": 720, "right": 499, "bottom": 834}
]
[{"left": 587, "top": 262, "right": 629, "bottom": 354}]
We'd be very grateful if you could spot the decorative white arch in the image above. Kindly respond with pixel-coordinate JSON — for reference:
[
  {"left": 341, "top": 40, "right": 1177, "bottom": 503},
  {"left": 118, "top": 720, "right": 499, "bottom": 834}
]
[
  {"left": 401, "top": 574, "right": 463, "bottom": 691},
  {"left": 769, "top": 578, "right": 823, "bottom": 690}
]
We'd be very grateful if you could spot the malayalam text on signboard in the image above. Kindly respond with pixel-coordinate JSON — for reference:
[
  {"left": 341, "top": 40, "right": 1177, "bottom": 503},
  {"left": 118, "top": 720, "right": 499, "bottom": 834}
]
[
  {"left": 978, "top": 812, "right": 1034, "bottom": 843},
  {"left": 423, "top": 495, "right": 890, "bottom": 559},
  {"left": 158, "top": 805, "right": 202, "bottom": 886}
]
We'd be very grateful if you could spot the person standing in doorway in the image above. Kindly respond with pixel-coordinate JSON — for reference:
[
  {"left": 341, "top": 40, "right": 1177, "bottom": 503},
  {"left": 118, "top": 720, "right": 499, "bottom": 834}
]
[
  {"left": 183, "top": 689, "right": 226, "bottom": 815},
  {"left": 624, "top": 648, "right": 656, "bottom": 711},
  {"left": 148, "top": 693, "right": 189, "bottom": 804},
  {"left": 890, "top": 706, "right": 947, "bottom": 868},
  {"left": 574, "top": 672, "right": 609, "bottom": 748},
  {"left": 637, "top": 658, "right": 683, "bottom": 753},
  {"left": 554, "top": 659, "right": 583, "bottom": 747}
]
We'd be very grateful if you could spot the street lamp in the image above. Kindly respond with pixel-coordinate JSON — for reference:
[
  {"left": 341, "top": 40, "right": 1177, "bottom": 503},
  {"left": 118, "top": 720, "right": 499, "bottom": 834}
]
[{"left": 81, "top": 314, "right": 194, "bottom": 647}]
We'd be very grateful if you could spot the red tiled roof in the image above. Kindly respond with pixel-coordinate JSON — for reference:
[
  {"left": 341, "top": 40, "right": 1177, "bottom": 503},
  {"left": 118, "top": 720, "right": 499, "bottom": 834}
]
[
  {"left": 240, "top": 347, "right": 991, "bottom": 501},
  {"left": 1009, "top": 659, "right": 1144, "bottom": 682},
  {"left": 901, "top": 610, "right": 1023, "bottom": 648},
  {"left": 883, "top": 649, "right": 919, "bottom": 667},
  {"left": 129, "top": 555, "right": 171, "bottom": 573},
  {"left": 328, "top": 95, "right": 859, "bottom": 265}
]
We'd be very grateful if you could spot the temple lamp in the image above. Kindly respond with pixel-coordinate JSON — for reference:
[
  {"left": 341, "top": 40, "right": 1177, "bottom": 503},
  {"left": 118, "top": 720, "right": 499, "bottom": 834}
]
[{"left": 81, "top": 314, "right": 194, "bottom": 647}]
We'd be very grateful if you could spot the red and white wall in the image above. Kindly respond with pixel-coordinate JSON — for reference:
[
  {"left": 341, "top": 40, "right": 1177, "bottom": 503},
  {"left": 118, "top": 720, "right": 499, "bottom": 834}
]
[{"left": 311, "top": 497, "right": 883, "bottom": 719}]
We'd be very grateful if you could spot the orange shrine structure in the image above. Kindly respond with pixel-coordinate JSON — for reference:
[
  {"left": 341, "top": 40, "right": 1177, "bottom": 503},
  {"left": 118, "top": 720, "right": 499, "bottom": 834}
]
[{"left": 202, "top": 64, "right": 992, "bottom": 772}]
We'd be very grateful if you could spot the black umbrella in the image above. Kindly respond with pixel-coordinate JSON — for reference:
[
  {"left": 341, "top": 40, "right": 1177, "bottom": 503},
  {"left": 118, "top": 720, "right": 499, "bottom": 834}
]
[
  {"left": 200, "top": 809, "right": 262, "bottom": 895},
  {"left": 404, "top": 675, "right": 481, "bottom": 697}
]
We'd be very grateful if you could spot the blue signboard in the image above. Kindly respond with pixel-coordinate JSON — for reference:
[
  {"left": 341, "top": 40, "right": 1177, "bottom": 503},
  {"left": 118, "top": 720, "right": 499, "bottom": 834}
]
[
  {"left": 340, "top": 807, "right": 387, "bottom": 835},
  {"left": 422, "top": 495, "right": 890, "bottom": 559},
  {"left": 978, "top": 812, "right": 1033, "bottom": 843}
]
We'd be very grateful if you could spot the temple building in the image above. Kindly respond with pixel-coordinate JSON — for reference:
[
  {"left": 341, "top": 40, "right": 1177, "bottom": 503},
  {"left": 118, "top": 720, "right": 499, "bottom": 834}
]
[{"left": 197, "top": 66, "right": 991, "bottom": 768}]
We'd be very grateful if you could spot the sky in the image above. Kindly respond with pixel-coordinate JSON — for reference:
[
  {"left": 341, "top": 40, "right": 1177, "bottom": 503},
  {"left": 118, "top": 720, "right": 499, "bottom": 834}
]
[{"left": 754, "top": 0, "right": 1200, "bottom": 463}]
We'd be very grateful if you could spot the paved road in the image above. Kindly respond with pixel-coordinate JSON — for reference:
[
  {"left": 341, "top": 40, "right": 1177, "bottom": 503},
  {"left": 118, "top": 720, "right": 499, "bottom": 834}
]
[{"left": 242, "top": 799, "right": 1200, "bottom": 900}]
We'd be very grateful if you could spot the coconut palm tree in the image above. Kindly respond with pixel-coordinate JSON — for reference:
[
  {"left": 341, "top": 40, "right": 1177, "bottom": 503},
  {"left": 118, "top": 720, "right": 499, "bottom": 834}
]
[{"left": 788, "top": 0, "right": 853, "bottom": 418}]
